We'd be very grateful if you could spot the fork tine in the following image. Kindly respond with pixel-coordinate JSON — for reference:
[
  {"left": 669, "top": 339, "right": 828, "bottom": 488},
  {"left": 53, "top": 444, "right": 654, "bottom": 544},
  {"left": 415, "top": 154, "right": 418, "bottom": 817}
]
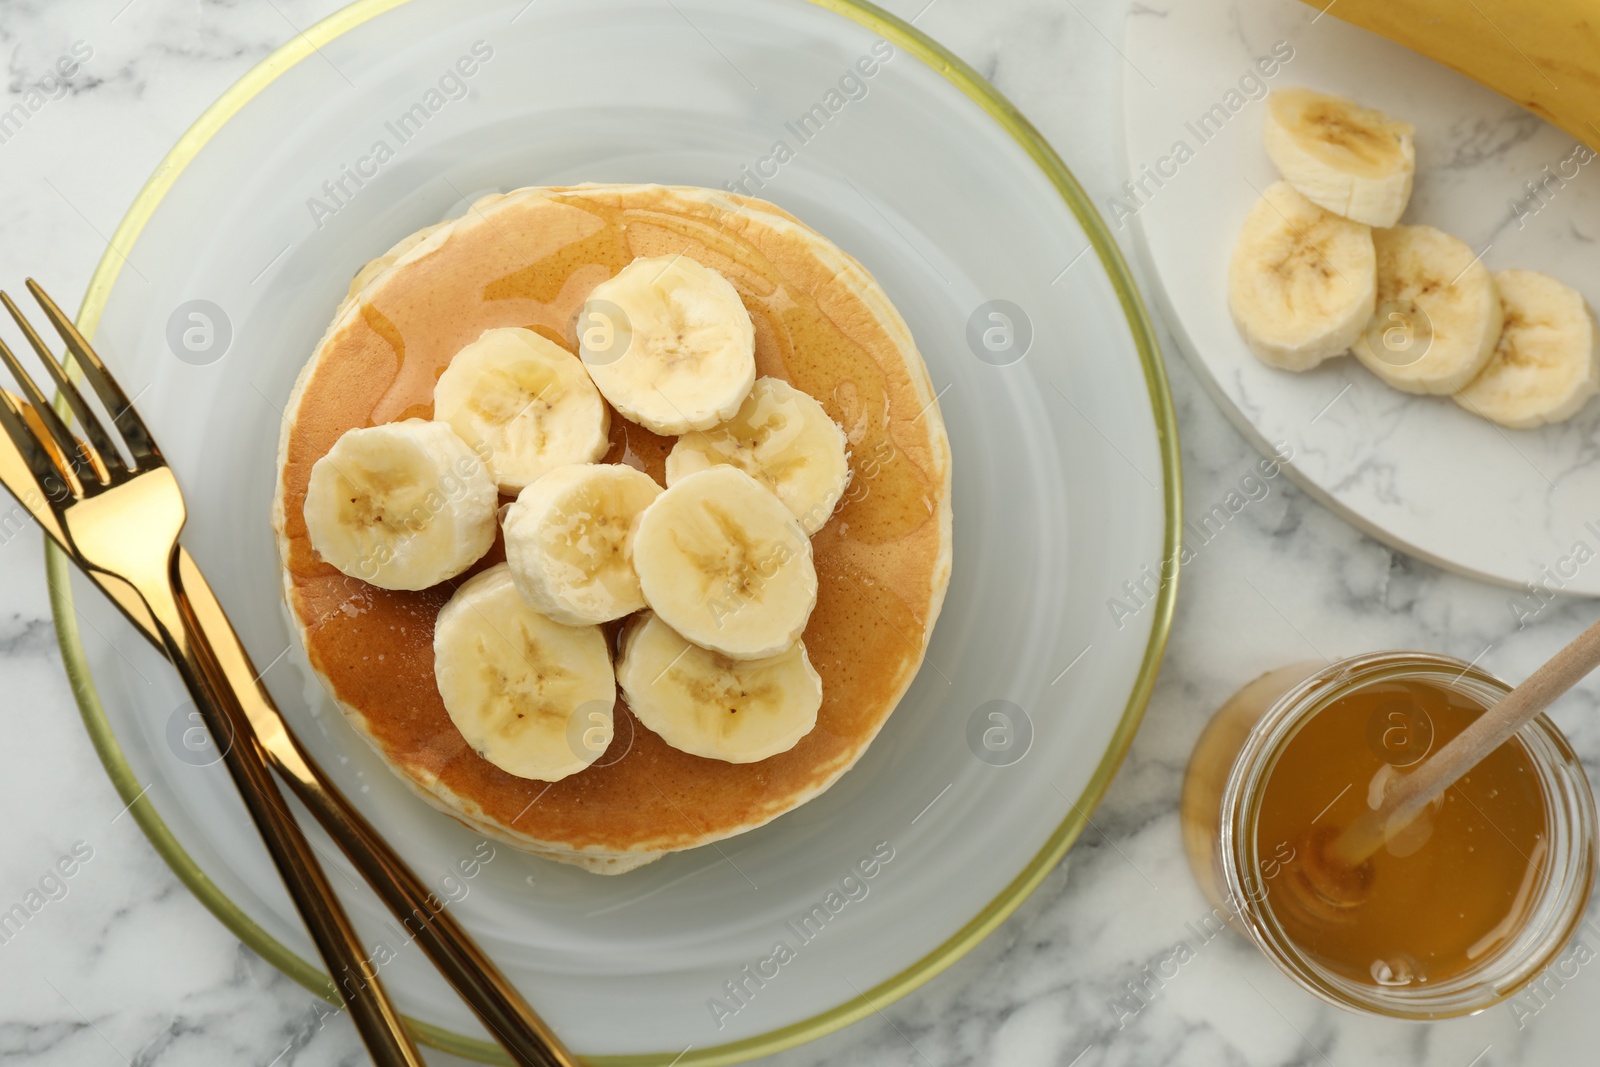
[
  {"left": 6, "top": 389, "right": 100, "bottom": 488},
  {"left": 0, "top": 386, "right": 72, "bottom": 506},
  {"left": 23, "top": 280, "right": 161, "bottom": 467},
  {"left": 0, "top": 290, "right": 131, "bottom": 476},
  {"left": 0, "top": 331, "right": 107, "bottom": 483}
]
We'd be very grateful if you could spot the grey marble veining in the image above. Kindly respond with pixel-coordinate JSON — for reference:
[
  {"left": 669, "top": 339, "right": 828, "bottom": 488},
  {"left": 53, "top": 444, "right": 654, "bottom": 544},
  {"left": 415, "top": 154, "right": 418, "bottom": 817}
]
[{"left": 0, "top": 1, "right": 1596, "bottom": 1065}]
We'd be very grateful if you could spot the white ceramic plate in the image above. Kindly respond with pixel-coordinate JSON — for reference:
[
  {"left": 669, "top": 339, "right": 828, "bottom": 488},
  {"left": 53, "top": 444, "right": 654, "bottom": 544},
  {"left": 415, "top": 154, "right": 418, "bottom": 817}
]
[
  {"left": 1122, "top": 0, "right": 1600, "bottom": 596},
  {"left": 54, "top": 0, "right": 1177, "bottom": 1061}
]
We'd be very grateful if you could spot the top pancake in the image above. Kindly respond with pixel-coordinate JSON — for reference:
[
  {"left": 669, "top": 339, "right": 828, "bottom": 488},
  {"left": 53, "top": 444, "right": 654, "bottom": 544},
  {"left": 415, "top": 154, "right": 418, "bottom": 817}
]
[{"left": 274, "top": 184, "right": 952, "bottom": 872}]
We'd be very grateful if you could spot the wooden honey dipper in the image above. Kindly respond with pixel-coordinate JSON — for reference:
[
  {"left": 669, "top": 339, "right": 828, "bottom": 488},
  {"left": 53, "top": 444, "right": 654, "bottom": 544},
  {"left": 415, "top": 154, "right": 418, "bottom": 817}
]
[{"left": 1296, "top": 618, "right": 1600, "bottom": 905}]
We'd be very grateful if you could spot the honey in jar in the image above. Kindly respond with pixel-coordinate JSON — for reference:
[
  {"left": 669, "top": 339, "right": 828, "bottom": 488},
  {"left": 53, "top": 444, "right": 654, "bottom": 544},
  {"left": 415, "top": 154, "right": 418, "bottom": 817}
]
[{"left": 1182, "top": 653, "right": 1596, "bottom": 1017}]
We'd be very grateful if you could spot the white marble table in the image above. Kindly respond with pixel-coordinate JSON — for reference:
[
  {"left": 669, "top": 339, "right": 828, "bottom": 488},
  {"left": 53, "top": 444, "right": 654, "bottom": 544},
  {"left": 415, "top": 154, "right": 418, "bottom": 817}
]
[{"left": 0, "top": 1, "right": 1595, "bottom": 1064}]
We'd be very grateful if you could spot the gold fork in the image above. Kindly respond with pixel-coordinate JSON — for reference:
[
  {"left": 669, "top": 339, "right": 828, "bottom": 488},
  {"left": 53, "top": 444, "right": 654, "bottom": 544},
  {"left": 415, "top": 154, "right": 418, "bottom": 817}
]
[
  {"left": 0, "top": 281, "right": 575, "bottom": 1067},
  {"left": 0, "top": 282, "right": 423, "bottom": 1065}
]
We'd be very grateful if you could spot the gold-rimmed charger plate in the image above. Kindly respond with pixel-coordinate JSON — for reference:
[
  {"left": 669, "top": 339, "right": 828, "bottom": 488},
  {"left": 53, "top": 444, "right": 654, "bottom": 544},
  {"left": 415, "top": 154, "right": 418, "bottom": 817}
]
[{"left": 52, "top": 0, "right": 1178, "bottom": 1061}]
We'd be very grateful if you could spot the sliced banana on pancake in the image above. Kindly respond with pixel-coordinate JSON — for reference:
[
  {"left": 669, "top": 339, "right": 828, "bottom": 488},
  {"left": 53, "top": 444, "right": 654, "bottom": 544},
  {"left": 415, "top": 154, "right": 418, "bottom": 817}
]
[
  {"left": 1352, "top": 225, "right": 1503, "bottom": 395},
  {"left": 1264, "top": 88, "right": 1415, "bottom": 228},
  {"left": 433, "top": 563, "right": 617, "bottom": 782},
  {"left": 578, "top": 255, "right": 757, "bottom": 435},
  {"left": 1455, "top": 269, "right": 1600, "bottom": 428},
  {"left": 633, "top": 466, "right": 817, "bottom": 660},
  {"left": 303, "top": 419, "right": 497, "bottom": 591},
  {"left": 503, "top": 463, "right": 663, "bottom": 625},
  {"left": 617, "top": 612, "right": 821, "bottom": 763},
  {"left": 666, "top": 377, "right": 850, "bottom": 535},
  {"left": 1228, "top": 181, "right": 1376, "bottom": 371},
  {"left": 433, "top": 327, "right": 610, "bottom": 494}
]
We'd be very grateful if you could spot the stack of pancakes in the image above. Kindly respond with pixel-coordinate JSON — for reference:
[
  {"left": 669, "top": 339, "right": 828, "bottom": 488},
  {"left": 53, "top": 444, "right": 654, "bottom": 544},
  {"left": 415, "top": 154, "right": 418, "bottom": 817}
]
[{"left": 274, "top": 185, "right": 952, "bottom": 873}]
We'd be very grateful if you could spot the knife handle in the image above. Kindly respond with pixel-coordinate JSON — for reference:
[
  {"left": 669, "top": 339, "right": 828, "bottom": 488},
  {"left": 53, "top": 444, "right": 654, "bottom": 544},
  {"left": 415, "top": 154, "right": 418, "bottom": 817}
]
[
  {"left": 152, "top": 563, "right": 425, "bottom": 1066},
  {"left": 175, "top": 550, "right": 580, "bottom": 1067}
]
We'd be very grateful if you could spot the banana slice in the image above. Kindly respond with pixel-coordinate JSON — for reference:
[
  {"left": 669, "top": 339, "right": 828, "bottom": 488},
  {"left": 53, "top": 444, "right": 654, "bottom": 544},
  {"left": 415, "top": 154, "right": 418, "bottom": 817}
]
[
  {"left": 1264, "top": 88, "right": 1416, "bottom": 228},
  {"left": 1455, "top": 270, "right": 1600, "bottom": 428},
  {"left": 578, "top": 255, "right": 757, "bottom": 435},
  {"left": 1228, "top": 181, "right": 1377, "bottom": 371},
  {"left": 665, "top": 377, "right": 850, "bottom": 535},
  {"left": 303, "top": 419, "right": 497, "bottom": 591},
  {"left": 503, "top": 463, "right": 663, "bottom": 625},
  {"left": 617, "top": 612, "right": 821, "bottom": 763},
  {"left": 433, "top": 563, "right": 617, "bottom": 782},
  {"left": 433, "top": 327, "right": 610, "bottom": 494},
  {"left": 1352, "top": 225, "right": 1503, "bottom": 395},
  {"left": 632, "top": 466, "right": 817, "bottom": 660}
]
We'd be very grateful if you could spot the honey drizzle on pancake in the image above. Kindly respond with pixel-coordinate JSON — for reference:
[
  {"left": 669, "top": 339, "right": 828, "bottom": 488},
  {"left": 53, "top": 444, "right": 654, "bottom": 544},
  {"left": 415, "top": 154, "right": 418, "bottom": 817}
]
[{"left": 281, "top": 188, "right": 945, "bottom": 852}]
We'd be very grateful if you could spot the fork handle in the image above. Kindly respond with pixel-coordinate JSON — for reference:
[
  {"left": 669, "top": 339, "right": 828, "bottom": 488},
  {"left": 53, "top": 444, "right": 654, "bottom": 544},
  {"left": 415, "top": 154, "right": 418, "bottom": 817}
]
[
  {"left": 175, "top": 552, "right": 581, "bottom": 1067},
  {"left": 145, "top": 568, "right": 426, "bottom": 1067}
]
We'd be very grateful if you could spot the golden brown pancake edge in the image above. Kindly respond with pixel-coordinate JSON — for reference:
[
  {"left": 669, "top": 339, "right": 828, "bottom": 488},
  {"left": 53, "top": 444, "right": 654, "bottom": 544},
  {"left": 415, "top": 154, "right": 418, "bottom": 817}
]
[{"left": 273, "top": 184, "right": 952, "bottom": 873}]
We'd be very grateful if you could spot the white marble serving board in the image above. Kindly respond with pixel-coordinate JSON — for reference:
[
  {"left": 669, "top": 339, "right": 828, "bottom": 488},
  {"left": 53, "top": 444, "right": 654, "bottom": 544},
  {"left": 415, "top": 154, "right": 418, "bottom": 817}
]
[{"left": 1122, "top": 0, "right": 1600, "bottom": 599}]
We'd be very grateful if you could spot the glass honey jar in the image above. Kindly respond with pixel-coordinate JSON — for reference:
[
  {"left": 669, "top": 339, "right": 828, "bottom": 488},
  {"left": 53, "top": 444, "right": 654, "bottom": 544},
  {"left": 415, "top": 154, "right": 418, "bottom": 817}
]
[{"left": 1181, "top": 652, "right": 1597, "bottom": 1017}]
